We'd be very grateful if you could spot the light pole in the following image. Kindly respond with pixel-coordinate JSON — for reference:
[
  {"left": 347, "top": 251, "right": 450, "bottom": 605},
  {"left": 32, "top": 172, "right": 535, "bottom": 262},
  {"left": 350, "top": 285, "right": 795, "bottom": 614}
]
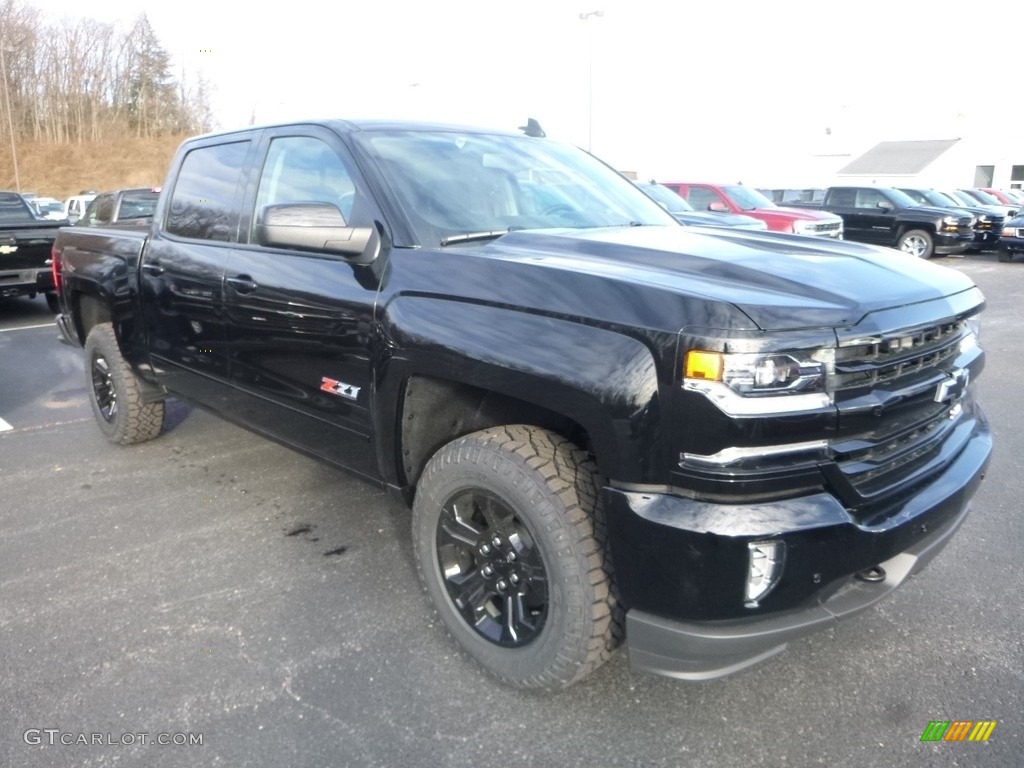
[
  {"left": 578, "top": 9, "right": 603, "bottom": 153},
  {"left": 0, "top": 45, "right": 20, "bottom": 192}
]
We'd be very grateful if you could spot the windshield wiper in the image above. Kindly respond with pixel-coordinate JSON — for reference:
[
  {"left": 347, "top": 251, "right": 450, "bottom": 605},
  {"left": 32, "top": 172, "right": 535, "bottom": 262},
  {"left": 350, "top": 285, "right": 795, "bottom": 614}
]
[{"left": 440, "top": 229, "right": 512, "bottom": 246}]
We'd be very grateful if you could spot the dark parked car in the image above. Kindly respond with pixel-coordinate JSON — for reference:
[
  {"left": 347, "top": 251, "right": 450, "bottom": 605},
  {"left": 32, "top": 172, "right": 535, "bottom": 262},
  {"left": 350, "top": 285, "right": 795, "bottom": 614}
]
[
  {"left": 0, "top": 190, "right": 68, "bottom": 310},
  {"left": 898, "top": 187, "right": 1003, "bottom": 251},
  {"left": 997, "top": 213, "right": 1024, "bottom": 262},
  {"left": 787, "top": 186, "right": 974, "bottom": 258},
  {"left": 78, "top": 187, "right": 161, "bottom": 227}
]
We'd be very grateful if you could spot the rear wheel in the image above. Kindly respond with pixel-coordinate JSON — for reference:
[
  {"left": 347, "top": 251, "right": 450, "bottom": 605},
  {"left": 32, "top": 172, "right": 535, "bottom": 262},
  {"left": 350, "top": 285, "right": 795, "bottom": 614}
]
[
  {"left": 997, "top": 249, "right": 1013, "bottom": 263},
  {"left": 412, "top": 425, "right": 620, "bottom": 690},
  {"left": 45, "top": 292, "right": 60, "bottom": 313},
  {"left": 84, "top": 323, "right": 165, "bottom": 444},
  {"left": 898, "top": 229, "right": 934, "bottom": 259}
]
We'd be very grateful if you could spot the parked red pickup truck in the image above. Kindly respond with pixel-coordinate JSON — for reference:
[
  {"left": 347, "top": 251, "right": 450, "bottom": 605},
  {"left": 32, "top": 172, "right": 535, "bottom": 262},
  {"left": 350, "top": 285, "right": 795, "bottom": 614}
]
[{"left": 663, "top": 182, "right": 844, "bottom": 238}]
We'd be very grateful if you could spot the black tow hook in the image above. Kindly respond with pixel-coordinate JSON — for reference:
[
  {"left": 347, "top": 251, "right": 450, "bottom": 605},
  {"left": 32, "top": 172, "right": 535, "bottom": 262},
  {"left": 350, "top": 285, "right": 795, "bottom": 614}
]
[{"left": 855, "top": 565, "right": 886, "bottom": 584}]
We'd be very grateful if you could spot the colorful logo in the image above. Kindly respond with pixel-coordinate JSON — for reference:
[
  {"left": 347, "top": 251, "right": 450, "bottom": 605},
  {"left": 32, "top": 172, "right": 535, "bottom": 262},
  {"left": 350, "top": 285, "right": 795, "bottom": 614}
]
[{"left": 920, "top": 720, "right": 997, "bottom": 742}]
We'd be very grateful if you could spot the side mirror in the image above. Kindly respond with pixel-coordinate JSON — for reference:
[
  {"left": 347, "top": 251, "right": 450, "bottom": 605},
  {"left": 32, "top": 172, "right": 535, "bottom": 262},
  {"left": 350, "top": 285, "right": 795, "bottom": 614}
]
[
  {"left": 877, "top": 199, "right": 894, "bottom": 211},
  {"left": 255, "top": 203, "right": 379, "bottom": 265},
  {"left": 708, "top": 201, "right": 729, "bottom": 213}
]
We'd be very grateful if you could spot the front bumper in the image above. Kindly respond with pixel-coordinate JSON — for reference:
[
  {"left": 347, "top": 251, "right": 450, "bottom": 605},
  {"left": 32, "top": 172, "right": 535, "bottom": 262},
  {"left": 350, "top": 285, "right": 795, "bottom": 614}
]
[
  {"left": 972, "top": 229, "right": 1002, "bottom": 247},
  {"left": 605, "top": 411, "right": 991, "bottom": 681},
  {"left": 998, "top": 237, "right": 1024, "bottom": 255},
  {"left": 934, "top": 232, "right": 973, "bottom": 255}
]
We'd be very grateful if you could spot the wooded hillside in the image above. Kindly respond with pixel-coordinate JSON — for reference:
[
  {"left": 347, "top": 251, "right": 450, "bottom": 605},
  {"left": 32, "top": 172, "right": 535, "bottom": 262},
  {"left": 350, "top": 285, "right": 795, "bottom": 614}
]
[{"left": 0, "top": 0, "right": 210, "bottom": 195}]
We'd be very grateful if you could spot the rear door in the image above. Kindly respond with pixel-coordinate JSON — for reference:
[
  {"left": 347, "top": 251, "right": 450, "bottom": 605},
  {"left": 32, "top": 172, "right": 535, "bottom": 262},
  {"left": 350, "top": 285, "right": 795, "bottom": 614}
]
[
  {"left": 222, "top": 126, "right": 382, "bottom": 478},
  {"left": 142, "top": 137, "right": 256, "bottom": 408}
]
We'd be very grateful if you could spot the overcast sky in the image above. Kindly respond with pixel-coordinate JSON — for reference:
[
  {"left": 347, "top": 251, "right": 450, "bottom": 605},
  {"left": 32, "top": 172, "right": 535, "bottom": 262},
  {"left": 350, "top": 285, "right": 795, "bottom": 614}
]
[{"left": 33, "top": 0, "right": 1023, "bottom": 182}]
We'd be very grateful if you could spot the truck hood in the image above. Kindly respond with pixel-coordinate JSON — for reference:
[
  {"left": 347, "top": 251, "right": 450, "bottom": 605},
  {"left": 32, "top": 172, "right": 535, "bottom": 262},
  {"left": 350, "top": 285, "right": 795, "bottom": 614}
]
[
  {"left": 905, "top": 205, "right": 971, "bottom": 219},
  {"left": 480, "top": 226, "right": 979, "bottom": 331},
  {"left": 768, "top": 206, "right": 842, "bottom": 222},
  {"left": 674, "top": 211, "right": 765, "bottom": 229}
]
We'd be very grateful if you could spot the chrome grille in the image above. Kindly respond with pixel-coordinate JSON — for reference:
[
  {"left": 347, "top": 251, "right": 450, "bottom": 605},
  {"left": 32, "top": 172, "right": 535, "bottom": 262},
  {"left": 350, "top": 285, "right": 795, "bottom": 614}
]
[
  {"left": 829, "top": 319, "right": 974, "bottom": 508},
  {"left": 833, "top": 320, "right": 966, "bottom": 392}
]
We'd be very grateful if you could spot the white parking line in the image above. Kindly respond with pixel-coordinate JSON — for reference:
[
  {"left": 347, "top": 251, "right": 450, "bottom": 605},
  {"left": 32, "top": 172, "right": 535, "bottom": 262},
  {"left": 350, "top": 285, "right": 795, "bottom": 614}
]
[
  {"left": 0, "top": 323, "right": 55, "bottom": 332},
  {"left": 0, "top": 418, "right": 12, "bottom": 432}
]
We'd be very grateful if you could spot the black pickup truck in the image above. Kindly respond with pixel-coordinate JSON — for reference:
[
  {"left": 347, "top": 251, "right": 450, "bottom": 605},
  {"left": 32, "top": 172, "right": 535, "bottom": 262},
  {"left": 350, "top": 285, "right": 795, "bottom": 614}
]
[
  {"left": 76, "top": 187, "right": 161, "bottom": 227},
  {"left": 788, "top": 185, "right": 975, "bottom": 259},
  {"left": 1, "top": 191, "right": 68, "bottom": 311},
  {"left": 52, "top": 121, "right": 992, "bottom": 690}
]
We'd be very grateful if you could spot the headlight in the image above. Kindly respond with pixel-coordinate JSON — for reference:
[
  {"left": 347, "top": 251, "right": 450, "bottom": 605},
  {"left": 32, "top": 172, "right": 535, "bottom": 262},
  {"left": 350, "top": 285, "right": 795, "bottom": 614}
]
[
  {"left": 977, "top": 214, "right": 989, "bottom": 223},
  {"left": 941, "top": 215, "right": 959, "bottom": 227},
  {"left": 964, "top": 313, "right": 982, "bottom": 345},
  {"left": 683, "top": 348, "right": 835, "bottom": 416},
  {"left": 791, "top": 220, "right": 813, "bottom": 234}
]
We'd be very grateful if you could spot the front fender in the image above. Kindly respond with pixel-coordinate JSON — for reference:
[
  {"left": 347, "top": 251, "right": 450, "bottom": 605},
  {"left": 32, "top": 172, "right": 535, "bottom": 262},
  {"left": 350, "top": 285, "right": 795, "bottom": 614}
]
[{"left": 377, "top": 296, "right": 671, "bottom": 485}]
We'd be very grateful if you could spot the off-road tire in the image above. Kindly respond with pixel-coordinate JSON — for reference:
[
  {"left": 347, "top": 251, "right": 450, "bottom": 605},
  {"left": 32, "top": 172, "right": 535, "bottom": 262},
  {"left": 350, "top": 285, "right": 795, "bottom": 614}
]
[
  {"left": 412, "top": 425, "right": 621, "bottom": 690},
  {"left": 84, "top": 323, "right": 165, "bottom": 444},
  {"left": 898, "top": 228, "right": 935, "bottom": 259}
]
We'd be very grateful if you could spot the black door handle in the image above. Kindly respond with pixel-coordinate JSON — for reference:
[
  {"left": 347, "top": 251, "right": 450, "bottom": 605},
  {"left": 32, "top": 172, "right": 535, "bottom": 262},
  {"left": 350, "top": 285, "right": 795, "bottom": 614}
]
[
  {"left": 226, "top": 275, "right": 258, "bottom": 293},
  {"left": 141, "top": 262, "right": 164, "bottom": 275}
]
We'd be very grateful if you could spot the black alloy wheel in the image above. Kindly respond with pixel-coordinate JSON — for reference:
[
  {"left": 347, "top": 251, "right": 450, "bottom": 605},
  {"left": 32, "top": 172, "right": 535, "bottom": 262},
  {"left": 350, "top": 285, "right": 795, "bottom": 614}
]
[
  {"left": 90, "top": 353, "right": 118, "bottom": 423},
  {"left": 435, "top": 489, "right": 549, "bottom": 647}
]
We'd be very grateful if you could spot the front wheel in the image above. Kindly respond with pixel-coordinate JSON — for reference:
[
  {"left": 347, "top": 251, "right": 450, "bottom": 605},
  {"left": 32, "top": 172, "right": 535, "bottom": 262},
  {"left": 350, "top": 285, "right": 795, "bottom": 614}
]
[
  {"left": 898, "top": 229, "right": 935, "bottom": 259},
  {"left": 84, "top": 323, "right": 165, "bottom": 444},
  {"left": 412, "top": 425, "right": 620, "bottom": 690}
]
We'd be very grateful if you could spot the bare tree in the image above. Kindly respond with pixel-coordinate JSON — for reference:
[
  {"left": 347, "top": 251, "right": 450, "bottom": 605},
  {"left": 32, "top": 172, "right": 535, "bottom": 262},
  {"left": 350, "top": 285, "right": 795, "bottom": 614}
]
[{"left": 0, "top": 1, "right": 212, "bottom": 146}]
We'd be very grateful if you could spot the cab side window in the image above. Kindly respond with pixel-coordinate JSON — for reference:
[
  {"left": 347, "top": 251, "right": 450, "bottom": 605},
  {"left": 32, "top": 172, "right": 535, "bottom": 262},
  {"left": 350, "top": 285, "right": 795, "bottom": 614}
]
[
  {"left": 854, "top": 189, "right": 886, "bottom": 209},
  {"left": 166, "top": 141, "right": 250, "bottom": 242},
  {"left": 685, "top": 187, "right": 721, "bottom": 212},
  {"left": 829, "top": 189, "right": 856, "bottom": 207},
  {"left": 254, "top": 136, "right": 356, "bottom": 231}
]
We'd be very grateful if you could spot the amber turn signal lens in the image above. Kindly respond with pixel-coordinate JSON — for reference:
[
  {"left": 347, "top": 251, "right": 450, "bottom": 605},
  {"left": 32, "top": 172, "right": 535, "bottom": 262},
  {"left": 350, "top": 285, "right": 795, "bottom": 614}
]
[{"left": 684, "top": 350, "right": 723, "bottom": 381}]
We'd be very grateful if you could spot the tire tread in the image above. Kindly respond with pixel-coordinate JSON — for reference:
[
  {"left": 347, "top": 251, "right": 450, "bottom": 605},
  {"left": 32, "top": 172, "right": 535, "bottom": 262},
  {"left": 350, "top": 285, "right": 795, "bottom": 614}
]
[{"left": 413, "top": 424, "right": 624, "bottom": 690}]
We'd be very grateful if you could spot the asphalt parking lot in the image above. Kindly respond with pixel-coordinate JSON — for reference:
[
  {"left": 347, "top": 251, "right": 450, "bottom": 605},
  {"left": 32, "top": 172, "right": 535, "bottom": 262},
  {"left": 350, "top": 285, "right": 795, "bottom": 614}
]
[{"left": 1, "top": 252, "right": 1021, "bottom": 768}]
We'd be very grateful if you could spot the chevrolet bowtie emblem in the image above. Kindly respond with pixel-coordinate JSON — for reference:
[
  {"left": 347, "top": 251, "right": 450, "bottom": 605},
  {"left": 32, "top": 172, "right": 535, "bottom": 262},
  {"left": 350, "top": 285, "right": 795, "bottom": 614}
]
[
  {"left": 0, "top": 244, "right": 18, "bottom": 255},
  {"left": 934, "top": 368, "right": 970, "bottom": 404}
]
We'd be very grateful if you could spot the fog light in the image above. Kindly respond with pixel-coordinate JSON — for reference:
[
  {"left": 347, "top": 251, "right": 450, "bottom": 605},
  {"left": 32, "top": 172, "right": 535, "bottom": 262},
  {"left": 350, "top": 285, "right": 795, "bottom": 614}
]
[{"left": 745, "top": 540, "right": 785, "bottom": 606}]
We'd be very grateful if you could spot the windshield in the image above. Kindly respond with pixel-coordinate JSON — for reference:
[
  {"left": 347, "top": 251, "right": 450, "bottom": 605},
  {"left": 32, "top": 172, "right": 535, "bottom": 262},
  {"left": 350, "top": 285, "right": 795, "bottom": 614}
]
[
  {"left": 918, "top": 189, "right": 959, "bottom": 208},
  {"left": 634, "top": 182, "right": 695, "bottom": 214},
  {"left": 352, "top": 130, "right": 677, "bottom": 246},
  {"left": 0, "top": 193, "right": 34, "bottom": 223},
  {"left": 962, "top": 188, "right": 1000, "bottom": 205},
  {"left": 721, "top": 185, "right": 775, "bottom": 211},
  {"left": 882, "top": 188, "right": 922, "bottom": 208},
  {"left": 942, "top": 190, "right": 976, "bottom": 207}
]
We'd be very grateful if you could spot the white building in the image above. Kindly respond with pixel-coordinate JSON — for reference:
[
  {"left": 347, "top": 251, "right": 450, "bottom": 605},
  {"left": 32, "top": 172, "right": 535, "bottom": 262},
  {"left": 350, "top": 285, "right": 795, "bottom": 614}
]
[{"left": 834, "top": 137, "right": 1024, "bottom": 190}]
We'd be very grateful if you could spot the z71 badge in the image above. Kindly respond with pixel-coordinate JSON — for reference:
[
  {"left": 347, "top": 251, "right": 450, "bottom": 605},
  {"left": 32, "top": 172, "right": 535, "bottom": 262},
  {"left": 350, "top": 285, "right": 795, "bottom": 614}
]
[{"left": 320, "top": 377, "right": 361, "bottom": 401}]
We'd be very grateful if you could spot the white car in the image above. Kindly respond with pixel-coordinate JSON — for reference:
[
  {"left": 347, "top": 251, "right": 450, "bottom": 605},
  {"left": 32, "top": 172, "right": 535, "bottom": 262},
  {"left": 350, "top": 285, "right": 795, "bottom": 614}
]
[
  {"left": 31, "top": 196, "right": 67, "bottom": 220},
  {"left": 64, "top": 194, "right": 97, "bottom": 223}
]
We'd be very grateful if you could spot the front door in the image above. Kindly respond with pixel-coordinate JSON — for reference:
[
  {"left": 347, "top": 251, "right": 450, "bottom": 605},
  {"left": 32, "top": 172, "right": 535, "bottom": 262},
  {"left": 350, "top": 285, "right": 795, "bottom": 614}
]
[{"left": 223, "top": 129, "right": 382, "bottom": 478}]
